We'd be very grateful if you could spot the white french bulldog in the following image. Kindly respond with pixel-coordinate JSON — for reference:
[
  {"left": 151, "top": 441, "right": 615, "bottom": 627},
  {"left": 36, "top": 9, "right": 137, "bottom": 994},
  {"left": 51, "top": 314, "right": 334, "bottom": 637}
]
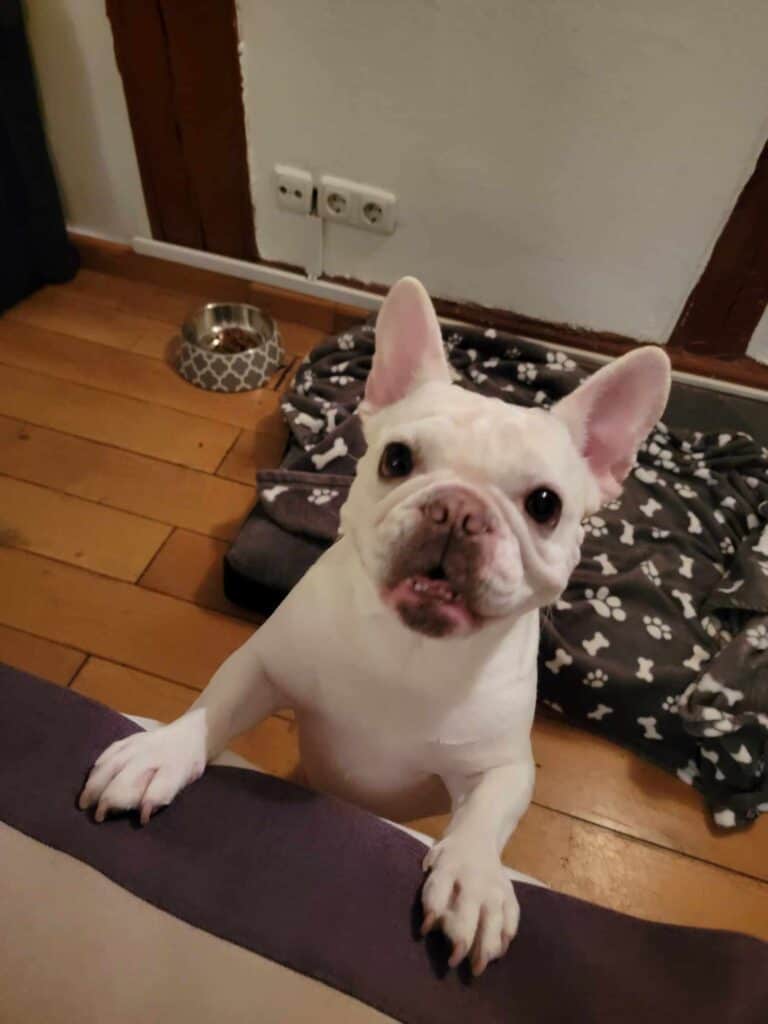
[{"left": 80, "top": 278, "right": 670, "bottom": 975}]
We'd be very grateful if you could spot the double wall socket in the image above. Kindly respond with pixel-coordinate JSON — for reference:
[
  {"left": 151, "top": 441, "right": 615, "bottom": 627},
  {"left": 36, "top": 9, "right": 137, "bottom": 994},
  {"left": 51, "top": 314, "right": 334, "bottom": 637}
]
[
  {"left": 317, "top": 175, "right": 397, "bottom": 235},
  {"left": 273, "top": 165, "right": 397, "bottom": 235}
]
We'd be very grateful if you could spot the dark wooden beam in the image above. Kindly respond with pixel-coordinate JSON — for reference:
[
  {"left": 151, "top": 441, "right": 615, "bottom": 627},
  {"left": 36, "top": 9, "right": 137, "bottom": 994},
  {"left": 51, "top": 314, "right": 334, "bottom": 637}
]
[
  {"left": 669, "top": 139, "right": 768, "bottom": 358},
  {"left": 105, "top": 0, "right": 256, "bottom": 260}
]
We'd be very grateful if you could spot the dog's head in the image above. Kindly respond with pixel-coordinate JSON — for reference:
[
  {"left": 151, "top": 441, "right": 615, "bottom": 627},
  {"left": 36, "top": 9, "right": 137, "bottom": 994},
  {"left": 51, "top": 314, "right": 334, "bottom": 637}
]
[{"left": 341, "top": 277, "right": 670, "bottom": 638}]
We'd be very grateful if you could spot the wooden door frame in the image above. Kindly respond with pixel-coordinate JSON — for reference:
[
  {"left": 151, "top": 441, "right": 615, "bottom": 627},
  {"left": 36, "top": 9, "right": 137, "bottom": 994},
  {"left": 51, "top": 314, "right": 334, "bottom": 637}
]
[{"left": 105, "top": 0, "right": 256, "bottom": 261}]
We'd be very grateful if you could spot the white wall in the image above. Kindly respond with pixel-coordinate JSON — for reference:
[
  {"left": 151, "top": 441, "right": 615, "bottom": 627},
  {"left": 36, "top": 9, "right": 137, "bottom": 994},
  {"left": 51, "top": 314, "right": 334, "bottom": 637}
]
[
  {"left": 747, "top": 307, "right": 768, "bottom": 366},
  {"left": 25, "top": 0, "right": 150, "bottom": 241},
  {"left": 238, "top": 0, "right": 768, "bottom": 343}
]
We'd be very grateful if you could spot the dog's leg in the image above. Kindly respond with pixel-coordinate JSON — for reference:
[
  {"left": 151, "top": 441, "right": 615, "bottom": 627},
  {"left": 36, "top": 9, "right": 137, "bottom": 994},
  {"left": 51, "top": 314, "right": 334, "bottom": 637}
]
[
  {"left": 421, "top": 759, "right": 534, "bottom": 975},
  {"left": 79, "top": 636, "right": 283, "bottom": 825}
]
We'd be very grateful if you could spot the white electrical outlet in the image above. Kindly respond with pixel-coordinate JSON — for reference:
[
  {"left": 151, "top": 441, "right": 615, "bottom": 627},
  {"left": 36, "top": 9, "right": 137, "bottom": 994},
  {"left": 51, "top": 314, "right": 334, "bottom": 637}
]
[
  {"left": 318, "top": 175, "right": 358, "bottom": 226},
  {"left": 357, "top": 185, "right": 397, "bottom": 235},
  {"left": 318, "top": 175, "right": 397, "bottom": 235},
  {"left": 274, "top": 165, "right": 314, "bottom": 215}
]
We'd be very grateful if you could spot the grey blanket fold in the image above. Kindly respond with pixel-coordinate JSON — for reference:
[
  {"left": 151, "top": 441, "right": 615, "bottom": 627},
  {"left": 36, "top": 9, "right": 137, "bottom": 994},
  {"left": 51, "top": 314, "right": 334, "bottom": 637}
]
[{"left": 225, "top": 321, "right": 768, "bottom": 828}]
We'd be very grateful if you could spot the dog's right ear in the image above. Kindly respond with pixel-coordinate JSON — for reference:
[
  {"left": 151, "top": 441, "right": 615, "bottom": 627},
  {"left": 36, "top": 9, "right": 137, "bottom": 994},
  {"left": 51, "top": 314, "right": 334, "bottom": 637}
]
[{"left": 360, "top": 277, "right": 451, "bottom": 416}]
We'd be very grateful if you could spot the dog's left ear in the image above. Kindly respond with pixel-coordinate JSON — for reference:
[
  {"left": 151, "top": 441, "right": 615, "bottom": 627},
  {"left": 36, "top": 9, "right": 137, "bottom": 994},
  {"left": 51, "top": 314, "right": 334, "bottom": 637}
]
[
  {"left": 360, "top": 277, "right": 451, "bottom": 416},
  {"left": 552, "top": 347, "right": 671, "bottom": 503}
]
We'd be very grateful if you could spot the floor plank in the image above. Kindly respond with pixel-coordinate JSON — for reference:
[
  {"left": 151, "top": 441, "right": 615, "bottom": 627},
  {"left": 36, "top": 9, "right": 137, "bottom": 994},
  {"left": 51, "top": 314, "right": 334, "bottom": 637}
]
[
  {"left": 409, "top": 806, "right": 768, "bottom": 941},
  {"left": 0, "top": 547, "right": 251, "bottom": 689},
  {"left": 6, "top": 276, "right": 325, "bottom": 371},
  {"left": 215, "top": 427, "right": 287, "bottom": 485},
  {"left": 0, "top": 320, "right": 280, "bottom": 431},
  {"left": 0, "top": 476, "right": 169, "bottom": 582},
  {"left": 532, "top": 714, "right": 768, "bottom": 883},
  {"left": 0, "top": 624, "right": 85, "bottom": 686},
  {"left": 140, "top": 530, "right": 261, "bottom": 622},
  {"left": 5, "top": 287, "right": 176, "bottom": 356},
  {"left": 0, "top": 416, "right": 254, "bottom": 541},
  {"left": 0, "top": 364, "right": 238, "bottom": 471},
  {"left": 63, "top": 268, "right": 210, "bottom": 325},
  {"left": 71, "top": 658, "right": 299, "bottom": 773}
]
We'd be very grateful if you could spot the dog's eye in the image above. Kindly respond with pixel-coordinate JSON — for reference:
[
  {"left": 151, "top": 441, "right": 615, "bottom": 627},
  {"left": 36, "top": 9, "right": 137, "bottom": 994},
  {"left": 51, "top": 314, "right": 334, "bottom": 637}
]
[
  {"left": 525, "top": 488, "right": 562, "bottom": 527},
  {"left": 379, "top": 442, "right": 414, "bottom": 480}
]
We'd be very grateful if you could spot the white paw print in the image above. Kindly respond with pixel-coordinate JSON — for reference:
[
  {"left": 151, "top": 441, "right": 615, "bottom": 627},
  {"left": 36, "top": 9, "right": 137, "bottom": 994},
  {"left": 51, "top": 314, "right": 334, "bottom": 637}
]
[
  {"left": 517, "top": 362, "right": 538, "bottom": 383},
  {"left": 307, "top": 488, "right": 339, "bottom": 506},
  {"left": 661, "top": 695, "right": 679, "bottom": 714},
  {"left": 583, "top": 669, "right": 608, "bottom": 689},
  {"left": 583, "top": 515, "right": 608, "bottom": 538},
  {"left": 545, "top": 350, "right": 577, "bottom": 371},
  {"left": 585, "top": 586, "right": 627, "bottom": 621},
  {"left": 746, "top": 624, "right": 768, "bottom": 651},
  {"left": 329, "top": 374, "right": 354, "bottom": 386},
  {"left": 651, "top": 528, "right": 671, "bottom": 539},
  {"left": 468, "top": 367, "right": 489, "bottom": 384},
  {"left": 643, "top": 615, "right": 672, "bottom": 640},
  {"left": 719, "top": 537, "right": 735, "bottom": 556},
  {"left": 337, "top": 333, "right": 356, "bottom": 350},
  {"left": 603, "top": 498, "right": 622, "bottom": 511},
  {"left": 641, "top": 560, "right": 661, "bottom": 586}
]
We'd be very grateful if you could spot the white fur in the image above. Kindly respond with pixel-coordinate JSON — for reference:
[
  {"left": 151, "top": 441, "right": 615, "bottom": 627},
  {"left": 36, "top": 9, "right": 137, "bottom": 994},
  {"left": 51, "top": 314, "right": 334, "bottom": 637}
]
[{"left": 79, "top": 277, "right": 669, "bottom": 977}]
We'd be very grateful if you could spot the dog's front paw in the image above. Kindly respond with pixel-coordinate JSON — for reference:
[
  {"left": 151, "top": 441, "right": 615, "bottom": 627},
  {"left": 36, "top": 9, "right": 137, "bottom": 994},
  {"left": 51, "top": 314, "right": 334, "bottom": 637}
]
[
  {"left": 421, "top": 839, "right": 519, "bottom": 976},
  {"left": 78, "top": 712, "right": 207, "bottom": 825}
]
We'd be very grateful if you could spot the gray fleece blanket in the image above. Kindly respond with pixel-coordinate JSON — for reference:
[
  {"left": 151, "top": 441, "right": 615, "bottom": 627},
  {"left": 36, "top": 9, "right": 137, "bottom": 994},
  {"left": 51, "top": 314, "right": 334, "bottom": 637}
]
[{"left": 225, "top": 322, "right": 768, "bottom": 829}]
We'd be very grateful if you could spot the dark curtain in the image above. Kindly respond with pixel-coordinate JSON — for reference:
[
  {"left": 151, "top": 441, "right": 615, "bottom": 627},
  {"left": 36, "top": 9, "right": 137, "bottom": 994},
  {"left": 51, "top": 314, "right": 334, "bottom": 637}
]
[{"left": 0, "top": 0, "right": 78, "bottom": 312}]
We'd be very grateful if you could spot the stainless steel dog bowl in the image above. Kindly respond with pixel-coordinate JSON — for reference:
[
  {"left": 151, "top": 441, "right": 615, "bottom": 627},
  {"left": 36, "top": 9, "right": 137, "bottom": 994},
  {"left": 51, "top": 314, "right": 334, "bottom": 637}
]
[{"left": 176, "top": 303, "right": 283, "bottom": 393}]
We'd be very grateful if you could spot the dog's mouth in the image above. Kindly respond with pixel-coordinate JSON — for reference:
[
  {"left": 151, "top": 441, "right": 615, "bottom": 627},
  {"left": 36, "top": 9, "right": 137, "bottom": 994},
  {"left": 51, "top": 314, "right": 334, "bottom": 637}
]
[{"left": 383, "top": 564, "right": 481, "bottom": 637}]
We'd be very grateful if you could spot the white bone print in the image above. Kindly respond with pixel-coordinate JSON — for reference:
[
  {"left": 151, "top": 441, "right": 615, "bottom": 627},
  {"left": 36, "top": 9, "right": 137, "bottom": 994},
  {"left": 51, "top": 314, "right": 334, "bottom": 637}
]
[
  {"left": 619, "top": 521, "right": 635, "bottom": 545},
  {"left": 636, "top": 658, "right": 654, "bottom": 683},
  {"left": 545, "top": 648, "right": 573, "bottom": 675},
  {"left": 683, "top": 645, "right": 710, "bottom": 672},
  {"left": 582, "top": 632, "right": 610, "bottom": 657},
  {"left": 672, "top": 590, "right": 696, "bottom": 619},
  {"left": 638, "top": 716, "right": 662, "bottom": 741},
  {"left": 261, "top": 485, "right": 289, "bottom": 502},
  {"left": 679, "top": 555, "right": 694, "bottom": 579},
  {"left": 311, "top": 437, "right": 349, "bottom": 470},
  {"left": 698, "top": 673, "right": 744, "bottom": 707},
  {"left": 640, "top": 498, "right": 662, "bottom": 518},
  {"left": 587, "top": 704, "right": 614, "bottom": 721},
  {"left": 687, "top": 512, "right": 702, "bottom": 535},
  {"left": 594, "top": 553, "right": 617, "bottom": 575}
]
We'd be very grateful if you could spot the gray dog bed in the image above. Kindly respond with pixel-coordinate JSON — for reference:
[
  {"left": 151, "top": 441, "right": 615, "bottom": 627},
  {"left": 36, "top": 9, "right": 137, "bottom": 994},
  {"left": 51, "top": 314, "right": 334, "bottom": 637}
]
[{"left": 224, "top": 322, "right": 768, "bottom": 829}]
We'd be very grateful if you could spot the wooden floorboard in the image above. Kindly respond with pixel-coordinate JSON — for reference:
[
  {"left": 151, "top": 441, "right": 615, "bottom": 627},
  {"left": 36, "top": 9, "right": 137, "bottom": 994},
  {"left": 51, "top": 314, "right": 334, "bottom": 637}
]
[
  {"left": 0, "top": 415, "right": 256, "bottom": 541},
  {"left": 0, "top": 320, "right": 280, "bottom": 430},
  {"left": 0, "top": 475, "right": 170, "bottom": 582},
  {"left": 1, "top": 264, "right": 766, "bottom": 940},
  {"left": 0, "top": 547, "right": 251, "bottom": 689},
  {"left": 0, "top": 623, "right": 85, "bottom": 687},
  {"left": 139, "top": 529, "right": 261, "bottom": 622},
  {"left": 0, "top": 363, "right": 239, "bottom": 471}
]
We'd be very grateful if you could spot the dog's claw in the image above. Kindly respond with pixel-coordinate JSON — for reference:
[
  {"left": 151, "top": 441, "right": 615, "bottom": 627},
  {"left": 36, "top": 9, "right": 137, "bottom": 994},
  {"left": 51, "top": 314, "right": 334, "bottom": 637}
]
[
  {"left": 448, "top": 941, "right": 467, "bottom": 969},
  {"left": 420, "top": 912, "right": 436, "bottom": 936}
]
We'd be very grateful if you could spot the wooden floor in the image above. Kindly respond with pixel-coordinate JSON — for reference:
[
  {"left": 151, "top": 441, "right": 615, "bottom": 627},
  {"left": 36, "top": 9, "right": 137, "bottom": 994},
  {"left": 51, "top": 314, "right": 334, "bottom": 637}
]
[{"left": 1, "top": 263, "right": 766, "bottom": 942}]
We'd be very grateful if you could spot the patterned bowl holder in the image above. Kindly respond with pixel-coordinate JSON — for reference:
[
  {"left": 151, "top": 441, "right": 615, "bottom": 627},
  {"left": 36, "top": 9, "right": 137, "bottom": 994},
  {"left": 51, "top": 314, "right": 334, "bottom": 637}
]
[{"left": 176, "top": 303, "right": 284, "bottom": 393}]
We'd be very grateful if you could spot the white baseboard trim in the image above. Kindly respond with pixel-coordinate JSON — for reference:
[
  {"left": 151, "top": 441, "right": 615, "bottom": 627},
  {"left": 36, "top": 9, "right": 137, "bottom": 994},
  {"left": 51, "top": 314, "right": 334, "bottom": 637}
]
[
  {"left": 132, "top": 236, "right": 382, "bottom": 311},
  {"left": 131, "top": 236, "right": 768, "bottom": 405}
]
